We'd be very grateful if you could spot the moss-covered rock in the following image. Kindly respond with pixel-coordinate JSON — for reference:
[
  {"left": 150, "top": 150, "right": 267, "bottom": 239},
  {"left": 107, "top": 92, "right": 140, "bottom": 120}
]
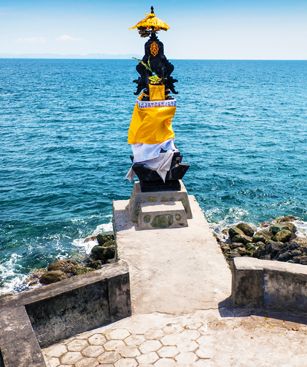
[
  {"left": 47, "top": 259, "right": 91, "bottom": 276},
  {"left": 276, "top": 215, "right": 296, "bottom": 223},
  {"left": 91, "top": 245, "right": 115, "bottom": 261},
  {"left": 252, "top": 229, "right": 272, "bottom": 244},
  {"left": 236, "top": 222, "right": 256, "bottom": 237},
  {"left": 96, "top": 233, "right": 115, "bottom": 246},
  {"left": 231, "top": 233, "right": 253, "bottom": 245},
  {"left": 39, "top": 270, "right": 67, "bottom": 285},
  {"left": 228, "top": 226, "right": 244, "bottom": 239},
  {"left": 270, "top": 222, "right": 296, "bottom": 236},
  {"left": 272, "top": 229, "right": 292, "bottom": 243}
]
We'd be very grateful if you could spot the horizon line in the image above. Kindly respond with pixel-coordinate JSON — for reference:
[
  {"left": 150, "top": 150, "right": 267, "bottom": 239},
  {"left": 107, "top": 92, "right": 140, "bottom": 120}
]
[{"left": 0, "top": 56, "right": 306, "bottom": 61}]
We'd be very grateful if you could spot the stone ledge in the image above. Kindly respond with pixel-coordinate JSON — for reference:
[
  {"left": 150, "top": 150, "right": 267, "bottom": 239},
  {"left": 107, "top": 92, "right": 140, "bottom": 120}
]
[
  {"left": 0, "top": 306, "right": 46, "bottom": 367},
  {"left": 0, "top": 261, "right": 131, "bottom": 366},
  {"left": 0, "top": 260, "right": 128, "bottom": 308},
  {"left": 232, "top": 257, "right": 307, "bottom": 313}
]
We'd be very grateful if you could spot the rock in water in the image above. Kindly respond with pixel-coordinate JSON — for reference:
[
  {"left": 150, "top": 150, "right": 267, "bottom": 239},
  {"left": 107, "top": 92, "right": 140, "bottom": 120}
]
[
  {"left": 252, "top": 229, "right": 272, "bottom": 244},
  {"left": 228, "top": 226, "right": 252, "bottom": 244},
  {"left": 48, "top": 259, "right": 77, "bottom": 273},
  {"left": 91, "top": 245, "right": 115, "bottom": 261},
  {"left": 270, "top": 222, "right": 297, "bottom": 235},
  {"left": 273, "top": 229, "right": 292, "bottom": 243},
  {"left": 276, "top": 215, "right": 296, "bottom": 223},
  {"left": 231, "top": 233, "right": 253, "bottom": 244},
  {"left": 236, "top": 222, "right": 256, "bottom": 237},
  {"left": 47, "top": 259, "right": 91, "bottom": 276},
  {"left": 39, "top": 270, "right": 67, "bottom": 285},
  {"left": 96, "top": 233, "right": 115, "bottom": 246}
]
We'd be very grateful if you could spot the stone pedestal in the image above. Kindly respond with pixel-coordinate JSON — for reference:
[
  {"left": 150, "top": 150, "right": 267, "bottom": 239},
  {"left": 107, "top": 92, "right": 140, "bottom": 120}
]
[
  {"left": 128, "top": 180, "right": 192, "bottom": 230},
  {"left": 138, "top": 201, "right": 188, "bottom": 230}
]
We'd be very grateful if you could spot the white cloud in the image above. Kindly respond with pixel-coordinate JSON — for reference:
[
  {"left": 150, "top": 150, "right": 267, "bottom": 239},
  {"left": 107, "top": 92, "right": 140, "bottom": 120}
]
[
  {"left": 56, "top": 34, "right": 82, "bottom": 42},
  {"left": 17, "top": 36, "right": 47, "bottom": 44}
]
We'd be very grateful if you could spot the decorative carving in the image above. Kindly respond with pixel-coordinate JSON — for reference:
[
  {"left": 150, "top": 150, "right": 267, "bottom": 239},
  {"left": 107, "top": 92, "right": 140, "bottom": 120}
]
[{"left": 150, "top": 41, "right": 159, "bottom": 57}]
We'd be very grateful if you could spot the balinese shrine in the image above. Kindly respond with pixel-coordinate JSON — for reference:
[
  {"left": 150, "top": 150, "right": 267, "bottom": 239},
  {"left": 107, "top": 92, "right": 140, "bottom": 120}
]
[{"left": 126, "top": 7, "right": 192, "bottom": 230}]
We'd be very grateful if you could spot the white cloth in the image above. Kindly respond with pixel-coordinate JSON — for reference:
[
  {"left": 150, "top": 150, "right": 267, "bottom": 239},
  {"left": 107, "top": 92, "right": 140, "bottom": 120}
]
[
  {"left": 125, "top": 151, "right": 174, "bottom": 182},
  {"left": 126, "top": 138, "right": 178, "bottom": 182},
  {"left": 132, "top": 138, "right": 177, "bottom": 163}
]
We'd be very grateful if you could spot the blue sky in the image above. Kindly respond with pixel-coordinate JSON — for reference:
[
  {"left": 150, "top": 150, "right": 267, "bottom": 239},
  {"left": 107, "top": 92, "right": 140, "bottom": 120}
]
[{"left": 0, "top": 0, "right": 306, "bottom": 59}]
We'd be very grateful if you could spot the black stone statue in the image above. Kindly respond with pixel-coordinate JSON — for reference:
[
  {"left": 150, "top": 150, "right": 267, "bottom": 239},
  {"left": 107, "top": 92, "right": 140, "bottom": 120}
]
[
  {"left": 130, "top": 7, "right": 189, "bottom": 192},
  {"left": 133, "top": 8, "right": 178, "bottom": 97}
]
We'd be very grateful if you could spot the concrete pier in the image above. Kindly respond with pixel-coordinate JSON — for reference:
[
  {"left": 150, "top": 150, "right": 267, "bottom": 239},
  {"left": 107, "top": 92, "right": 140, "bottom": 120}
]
[{"left": 113, "top": 195, "right": 232, "bottom": 314}]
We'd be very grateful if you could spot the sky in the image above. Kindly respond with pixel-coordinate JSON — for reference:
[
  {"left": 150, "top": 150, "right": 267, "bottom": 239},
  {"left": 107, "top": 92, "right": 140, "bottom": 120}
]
[{"left": 0, "top": 0, "right": 306, "bottom": 59}]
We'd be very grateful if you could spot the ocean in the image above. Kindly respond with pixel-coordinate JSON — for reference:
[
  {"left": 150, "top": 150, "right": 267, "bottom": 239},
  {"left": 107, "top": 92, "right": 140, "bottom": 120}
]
[{"left": 0, "top": 59, "right": 306, "bottom": 293}]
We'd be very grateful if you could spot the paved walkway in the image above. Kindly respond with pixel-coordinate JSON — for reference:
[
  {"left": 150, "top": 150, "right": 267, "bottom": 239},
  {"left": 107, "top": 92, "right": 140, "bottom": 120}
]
[
  {"left": 113, "top": 196, "right": 231, "bottom": 314},
  {"left": 43, "top": 309, "right": 307, "bottom": 367}
]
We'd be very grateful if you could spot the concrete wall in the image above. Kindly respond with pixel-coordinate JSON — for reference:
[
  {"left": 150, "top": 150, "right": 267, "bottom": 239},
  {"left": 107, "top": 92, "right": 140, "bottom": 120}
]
[
  {"left": 232, "top": 257, "right": 307, "bottom": 313},
  {"left": 0, "top": 260, "right": 131, "bottom": 367}
]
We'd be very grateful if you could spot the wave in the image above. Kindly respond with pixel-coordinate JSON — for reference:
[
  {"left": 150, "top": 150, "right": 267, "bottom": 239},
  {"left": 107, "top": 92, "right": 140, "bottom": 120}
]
[
  {"left": 72, "top": 221, "right": 113, "bottom": 254},
  {"left": 0, "top": 219, "right": 113, "bottom": 295},
  {"left": 0, "top": 253, "right": 28, "bottom": 296}
]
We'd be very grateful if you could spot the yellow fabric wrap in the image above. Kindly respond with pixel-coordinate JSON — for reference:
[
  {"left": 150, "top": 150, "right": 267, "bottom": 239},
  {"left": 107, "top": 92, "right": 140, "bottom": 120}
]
[
  {"left": 149, "top": 84, "right": 165, "bottom": 101},
  {"left": 128, "top": 102, "right": 176, "bottom": 145}
]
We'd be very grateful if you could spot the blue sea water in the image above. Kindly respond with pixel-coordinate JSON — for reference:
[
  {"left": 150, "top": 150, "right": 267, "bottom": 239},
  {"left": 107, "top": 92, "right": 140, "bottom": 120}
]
[{"left": 0, "top": 59, "right": 306, "bottom": 292}]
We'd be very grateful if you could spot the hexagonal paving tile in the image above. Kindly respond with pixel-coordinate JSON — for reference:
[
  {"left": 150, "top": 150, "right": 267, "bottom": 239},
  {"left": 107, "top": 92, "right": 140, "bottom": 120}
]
[
  {"left": 75, "top": 357, "right": 99, "bottom": 367},
  {"left": 160, "top": 334, "right": 180, "bottom": 346},
  {"left": 114, "top": 358, "right": 138, "bottom": 367},
  {"left": 125, "top": 334, "right": 146, "bottom": 346},
  {"left": 60, "top": 351, "right": 83, "bottom": 365},
  {"left": 177, "top": 340, "right": 198, "bottom": 352},
  {"left": 137, "top": 352, "right": 159, "bottom": 364},
  {"left": 196, "top": 335, "right": 207, "bottom": 347},
  {"left": 47, "top": 357, "right": 60, "bottom": 367},
  {"left": 74, "top": 331, "right": 96, "bottom": 340},
  {"left": 140, "top": 340, "right": 162, "bottom": 354},
  {"left": 198, "top": 324, "right": 208, "bottom": 335},
  {"left": 67, "top": 339, "right": 89, "bottom": 352},
  {"left": 108, "top": 328, "right": 131, "bottom": 340},
  {"left": 157, "top": 346, "right": 179, "bottom": 358},
  {"left": 154, "top": 358, "right": 177, "bottom": 367},
  {"left": 97, "top": 351, "right": 121, "bottom": 364},
  {"left": 196, "top": 347, "right": 214, "bottom": 359},
  {"left": 82, "top": 345, "right": 104, "bottom": 358},
  {"left": 88, "top": 333, "right": 107, "bottom": 346},
  {"left": 45, "top": 344, "right": 67, "bottom": 358},
  {"left": 144, "top": 328, "right": 164, "bottom": 340},
  {"left": 104, "top": 340, "right": 126, "bottom": 351},
  {"left": 118, "top": 345, "right": 140, "bottom": 358},
  {"left": 180, "top": 329, "right": 200, "bottom": 341},
  {"left": 175, "top": 351, "right": 198, "bottom": 364},
  {"left": 185, "top": 322, "right": 203, "bottom": 330},
  {"left": 163, "top": 324, "right": 183, "bottom": 335}
]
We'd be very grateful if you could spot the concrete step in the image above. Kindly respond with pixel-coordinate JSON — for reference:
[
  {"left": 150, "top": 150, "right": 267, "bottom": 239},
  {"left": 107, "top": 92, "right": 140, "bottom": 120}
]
[{"left": 137, "top": 201, "right": 188, "bottom": 230}]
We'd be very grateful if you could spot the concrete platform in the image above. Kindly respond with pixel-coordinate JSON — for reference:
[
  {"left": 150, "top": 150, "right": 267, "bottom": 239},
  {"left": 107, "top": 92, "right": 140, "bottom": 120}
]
[
  {"left": 113, "top": 195, "right": 232, "bottom": 315},
  {"left": 42, "top": 309, "right": 307, "bottom": 367}
]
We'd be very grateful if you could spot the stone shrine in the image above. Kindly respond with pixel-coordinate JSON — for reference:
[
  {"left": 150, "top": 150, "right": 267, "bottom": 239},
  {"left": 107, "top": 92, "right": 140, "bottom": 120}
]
[{"left": 126, "top": 7, "right": 191, "bottom": 229}]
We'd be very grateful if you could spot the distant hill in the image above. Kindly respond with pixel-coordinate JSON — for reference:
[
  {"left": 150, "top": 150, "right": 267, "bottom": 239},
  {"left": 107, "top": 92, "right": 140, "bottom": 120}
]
[{"left": 0, "top": 53, "right": 141, "bottom": 59}]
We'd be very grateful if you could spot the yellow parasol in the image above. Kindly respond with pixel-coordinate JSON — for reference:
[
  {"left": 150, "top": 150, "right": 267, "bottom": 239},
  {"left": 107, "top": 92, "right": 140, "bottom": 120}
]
[{"left": 130, "top": 6, "right": 170, "bottom": 32}]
